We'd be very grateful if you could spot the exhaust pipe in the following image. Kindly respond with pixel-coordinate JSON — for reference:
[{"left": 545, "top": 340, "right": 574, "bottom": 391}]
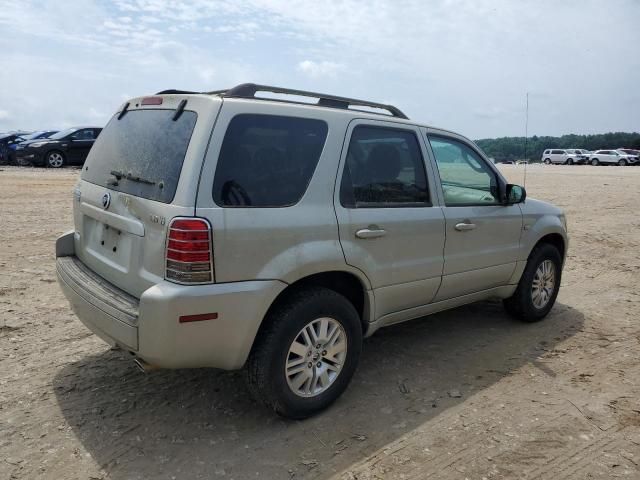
[{"left": 133, "top": 357, "right": 159, "bottom": 373}]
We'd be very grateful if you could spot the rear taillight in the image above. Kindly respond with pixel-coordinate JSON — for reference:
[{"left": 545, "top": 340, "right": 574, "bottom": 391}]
[{"left": 165, "top": 218, "right": 214, "bottom": 284}]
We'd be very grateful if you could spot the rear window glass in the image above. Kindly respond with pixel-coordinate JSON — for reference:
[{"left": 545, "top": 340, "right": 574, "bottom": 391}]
[
  {"left": 212, "top": 114, "right": 328, "bottom": 207},
  {"left": 82, "top": 109, "right": 197, "bottom": 204}
]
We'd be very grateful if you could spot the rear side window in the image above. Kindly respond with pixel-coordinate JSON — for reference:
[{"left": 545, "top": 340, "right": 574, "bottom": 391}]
[
  {"left": 340, "top": 126, "right": 429, "bottom": 208},
  {"left": 213, "top": 114, "right": 328, "bottom": 207},
  {"left": 82, "top": 109, "right": 197, "bottom": 204}
]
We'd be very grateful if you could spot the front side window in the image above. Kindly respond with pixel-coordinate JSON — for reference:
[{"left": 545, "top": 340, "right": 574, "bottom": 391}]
[
  {"left": 213, "top": 114, "right": 328, "bottom": 207},
  {"left": 428, "top": 136, "right": 500, "bottom": 206},
  {"left": 340, "top": 126, "right": 429, "bottom": 208}
]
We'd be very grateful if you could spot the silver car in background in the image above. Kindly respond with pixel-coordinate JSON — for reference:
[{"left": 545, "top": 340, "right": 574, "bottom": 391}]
[
  {"left": 541, "top": 149, "right": 587, "bottom": 165},
  {"left": 589, "top": 149, "right": 639, "bottom": 166}
]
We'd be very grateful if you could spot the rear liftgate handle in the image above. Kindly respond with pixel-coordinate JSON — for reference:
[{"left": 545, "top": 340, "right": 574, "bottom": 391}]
[{"left": 355, "top": 225, "right": 387, "bottom": 239}]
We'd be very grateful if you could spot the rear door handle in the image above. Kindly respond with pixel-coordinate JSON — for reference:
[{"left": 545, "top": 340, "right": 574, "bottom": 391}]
[
  {"left": 455, "top": 222, "right": 476, "bottom": 231},
  {"left": 355, "top": 227, "right": 387, "bottom": 239}
]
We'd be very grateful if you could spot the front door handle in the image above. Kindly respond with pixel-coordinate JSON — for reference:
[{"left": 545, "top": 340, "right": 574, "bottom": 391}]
[
  {"left": 455, "top": 222, "right": 476, "bottom": 231},
  {"left": 355, "top": 227, "right": 387, "bottom": 239}
]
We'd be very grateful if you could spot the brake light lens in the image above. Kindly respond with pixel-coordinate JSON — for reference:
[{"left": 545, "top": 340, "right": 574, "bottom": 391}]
[
  {"left": 141, "top": 96, "right": 163, "bottom": 105},
  {"left": 165, "top": 218, "right": 213, "bottom": 284}
]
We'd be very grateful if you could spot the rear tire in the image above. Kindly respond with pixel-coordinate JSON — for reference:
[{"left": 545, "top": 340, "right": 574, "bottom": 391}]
[
  {"left": 503, "top": 243, "right": 562, "bottom": 322},
  {"left": 544, "top": 158, "right": 551, "bottom": 165},
  {"left": 591, "top": 158, "right": 599, "bottom": 166},
  {"left": 246, "top": 287, "right": 362, "bottom": 419}
]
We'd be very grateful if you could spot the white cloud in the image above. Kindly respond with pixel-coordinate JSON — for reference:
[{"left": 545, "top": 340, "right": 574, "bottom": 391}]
[
  {"left": 297, "top": 60, "right": 343, "bottom": 78},
  {"left": 0, "top": 110, "right": 9, "bottom": 120},
  {"left": 0, "top": 0, "right": 638, "bottom": 137}
]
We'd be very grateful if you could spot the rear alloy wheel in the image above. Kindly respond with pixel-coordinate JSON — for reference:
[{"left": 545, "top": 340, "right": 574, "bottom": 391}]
[
  {"left": 618, "top": 158, "right": 627, "bottom": 166},
  {"left": 46, "top": 151, "right": 65, "bottom": 168},
  {"left": 591, "top": 158, "right": 599, "bottom": 166},
  {"left": 246, "top": 287, "right": 362, "bottom": 419},
  {"left": 544, "top": 158, "right": 551, "bottom": 165}
]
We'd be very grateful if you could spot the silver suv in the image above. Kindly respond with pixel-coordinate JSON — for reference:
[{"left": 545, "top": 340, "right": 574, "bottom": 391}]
[
  {"left": 56, "top": 84, "right": 568, "bottom": 418},
  {"left": 541, "top": 149, "right": 588, "bottom": 165}
]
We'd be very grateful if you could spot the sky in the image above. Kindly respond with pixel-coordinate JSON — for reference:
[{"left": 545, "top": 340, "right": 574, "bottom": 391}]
[{"left": 0, "top": 0, "right": 639, "bottom": 139}]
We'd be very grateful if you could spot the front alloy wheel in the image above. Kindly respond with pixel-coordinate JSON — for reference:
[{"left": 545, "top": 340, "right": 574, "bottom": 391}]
[
  {"left": 531, "top": 260, "right": 556, "bottom": 309},
  {"left": 503, "top": 243, "right": 562, "bottom": 322}
]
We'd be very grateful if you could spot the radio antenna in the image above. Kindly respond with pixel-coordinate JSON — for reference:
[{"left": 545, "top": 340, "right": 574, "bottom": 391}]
[{"left": 523, "top": 92, "right": 529, "bottom": 189}]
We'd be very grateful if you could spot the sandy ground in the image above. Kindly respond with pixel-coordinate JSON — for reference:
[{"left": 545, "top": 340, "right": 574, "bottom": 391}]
[{"left": 0, "top": 164, "right": 639, "bottom": 480}]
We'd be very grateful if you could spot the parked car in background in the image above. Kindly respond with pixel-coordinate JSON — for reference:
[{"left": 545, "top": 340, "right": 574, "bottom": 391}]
[
  {"left": 8, "top": 130, "right": 58, "bottom": 164},
  {"left": 617, "top": 148, "right": 640, "bottom": 164},
  {"left": 0, "top": 133, "right": 29, "bottom": 165},
  {"left": 589, "top": 149, "right": 639, "bottom": 166},
  {"left": 16, "top": 127, "right": 102, "bottom": 167},
  {"left": 541, "top": 149, "right": 586, "bottom": 165},
  {"left": 565, "top": 149, "right": 590, "bottom": 164}
]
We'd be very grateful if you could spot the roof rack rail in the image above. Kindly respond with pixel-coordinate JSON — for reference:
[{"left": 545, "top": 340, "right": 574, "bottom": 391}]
[
  {"left": 206, "top": 83, "right": 409, "bottom": 119},
  {"left": 156, "top": 89, "right": 199, "bottom": 95}
]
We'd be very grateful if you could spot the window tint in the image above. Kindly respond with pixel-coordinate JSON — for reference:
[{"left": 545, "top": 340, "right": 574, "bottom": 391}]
[
  {"left": 552, "top": 150, "right": 564, "bottom": 154},
  {"left": 429, "top": 136, "right": 500, "bottom": 206},
  {"left": 339, "top": 126, "right": 429, "bottom": 208},
  {"left": 82, "top": 109, "right": 197, "bottom": 204},
  {"left": 213, "top": 115, "right": 328, "bottom": 207}
]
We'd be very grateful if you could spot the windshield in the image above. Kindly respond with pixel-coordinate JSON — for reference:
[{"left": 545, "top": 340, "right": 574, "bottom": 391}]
[
  {"left": 50, "top": 128, "right": 77, "bottom": 140},
  {"left": 22, "top": 131, "right": 44, "bottom": 140},
  {"left": 81, "top": 109, "right": 197, "bottom": 204}
]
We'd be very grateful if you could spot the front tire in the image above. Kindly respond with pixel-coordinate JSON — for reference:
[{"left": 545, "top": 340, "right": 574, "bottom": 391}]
[
  {"left": 618, "top": 159, "right": 627, "bottom": 166},
  {"left": 46, "top": 151, "right": 65, "bottom": 168},
  {"left": 544, "top": 158, "right": 551, "bottom": 165},
  {"left": 246, "top": 287, "right": 362, "bottom": 419},
  {"left": 566, "top": 158, "right": 573, "bottom": 165},
  {"left": 503, "top": 243, "right": 562, "bottom": 322}
]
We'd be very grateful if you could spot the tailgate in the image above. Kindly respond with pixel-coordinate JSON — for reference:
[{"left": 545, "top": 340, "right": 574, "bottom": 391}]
[{"left": 72, "top": 94, "right": 222, "bottom": 297}]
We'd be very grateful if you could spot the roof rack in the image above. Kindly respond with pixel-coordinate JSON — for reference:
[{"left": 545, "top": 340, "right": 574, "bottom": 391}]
[{"left": 213, "top": 83, "right": 408, "bottom": 119}]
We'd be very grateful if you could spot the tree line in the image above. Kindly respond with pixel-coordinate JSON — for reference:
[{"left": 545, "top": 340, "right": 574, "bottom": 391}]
[{"left": 474, "top": 132, "right": 640, "bottom": 162}]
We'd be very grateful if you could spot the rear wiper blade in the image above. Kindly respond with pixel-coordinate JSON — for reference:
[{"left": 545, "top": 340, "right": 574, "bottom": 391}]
[{"left": 109, "top": 169, "right": 156, "bottom": 185}]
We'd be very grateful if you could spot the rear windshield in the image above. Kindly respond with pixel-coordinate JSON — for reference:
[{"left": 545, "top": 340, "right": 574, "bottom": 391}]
[
  {"left": 212, "top": 114, "right": 328, "bottom": 207},
  {"left": 82, "top": 109, "right": 197, "bottom": 203}
]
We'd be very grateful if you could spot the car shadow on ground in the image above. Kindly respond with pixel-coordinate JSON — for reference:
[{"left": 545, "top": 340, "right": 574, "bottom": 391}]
[{"left": 54, "top": 300, "right": 584, "bottom": 479}]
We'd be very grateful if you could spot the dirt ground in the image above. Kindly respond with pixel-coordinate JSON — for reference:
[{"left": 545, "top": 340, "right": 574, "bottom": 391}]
[{"left": 1, "top": 164, "right": 639, "bottom": 480}]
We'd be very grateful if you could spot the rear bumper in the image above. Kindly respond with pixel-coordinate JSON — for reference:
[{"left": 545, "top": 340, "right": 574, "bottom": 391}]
[{"left": 55, "top": 231, "right": 287, "bottom": 370}]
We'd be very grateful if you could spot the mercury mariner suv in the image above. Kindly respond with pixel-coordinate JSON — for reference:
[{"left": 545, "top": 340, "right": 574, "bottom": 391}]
[{"left": 56, "top": 84, "right": 568, "bottom": 418}]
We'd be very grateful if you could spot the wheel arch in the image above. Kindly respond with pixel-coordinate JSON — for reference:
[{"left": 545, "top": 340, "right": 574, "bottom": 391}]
[
  {"left": 257, "top": 270, "right": 373, "bottom": 341},
  {"left": 531, "top": 233, "right": 566, "bottom": 261}
]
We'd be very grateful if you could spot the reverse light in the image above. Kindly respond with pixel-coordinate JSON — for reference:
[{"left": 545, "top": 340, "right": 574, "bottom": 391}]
[{"left": 165, "top": 218, "right": 214, "bottom": 284}]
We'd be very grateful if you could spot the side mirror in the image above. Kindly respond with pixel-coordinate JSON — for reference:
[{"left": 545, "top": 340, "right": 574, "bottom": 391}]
[{"left": 505, "top": 184, "right": 526, "bottom": 204}]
